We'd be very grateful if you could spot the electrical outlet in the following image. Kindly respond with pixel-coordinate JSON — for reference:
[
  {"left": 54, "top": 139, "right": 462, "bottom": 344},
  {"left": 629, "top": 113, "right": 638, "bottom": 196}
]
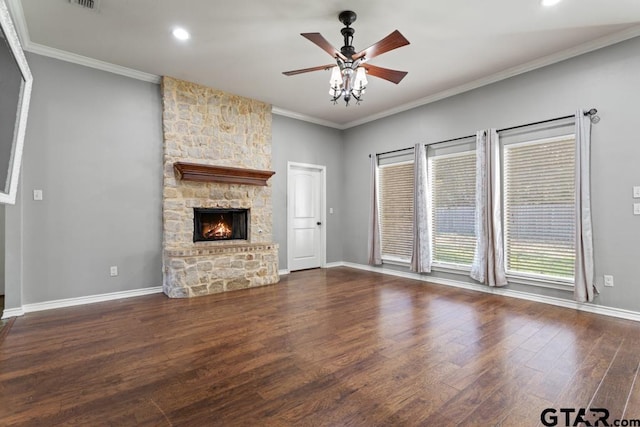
[
  {"left": 110, "top": 266, "right": 118, "bottom": 277},
  {"left": 603, "top": 275, "right": 614, "bottom": 287},
  {"left": 634, "top": 186, "right": 640, "bottom": 198},
  {"left": 634, "top": 203, "right": 640, "bottom": 215}
]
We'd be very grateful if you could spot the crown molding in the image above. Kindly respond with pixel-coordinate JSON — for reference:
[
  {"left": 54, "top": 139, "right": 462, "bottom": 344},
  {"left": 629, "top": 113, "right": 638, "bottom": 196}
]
[
  {"left": 342, "top": 24, "right": 640, "bottom": 129},
  {"left": 271, "top": 107, "right": 343, "bottom": 129},
  {"left": 5, "top": 0, "right": 160, "bottom": 84},
  {"left": 25, "top": 42, "right": 161, "bottom": 83}
]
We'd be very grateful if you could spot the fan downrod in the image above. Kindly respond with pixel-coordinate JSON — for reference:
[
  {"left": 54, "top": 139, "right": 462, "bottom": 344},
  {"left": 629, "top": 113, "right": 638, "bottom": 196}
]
[{"left": 338, "top": 11, "right": 357, "bottom": 58}]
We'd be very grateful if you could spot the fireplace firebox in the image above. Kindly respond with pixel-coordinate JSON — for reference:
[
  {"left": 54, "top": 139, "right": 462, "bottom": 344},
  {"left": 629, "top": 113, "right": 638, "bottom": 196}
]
[{"left": 193, "top": 208, "right": 248, "bottom": 242}]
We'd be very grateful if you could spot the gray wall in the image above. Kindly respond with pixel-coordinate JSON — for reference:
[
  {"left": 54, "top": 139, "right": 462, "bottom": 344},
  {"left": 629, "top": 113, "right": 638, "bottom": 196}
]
[
  {"left": 272, "top": 115, "right": 343, "bottom": 269},
  {"left": 0, "top": 204, "right": 4, "bottom": 295},
  {"left": 4, "top": 53, "right": 163, "bottom": 306},
  {"left": 342, "top": 37, "right": 640, "bottom": 312}
]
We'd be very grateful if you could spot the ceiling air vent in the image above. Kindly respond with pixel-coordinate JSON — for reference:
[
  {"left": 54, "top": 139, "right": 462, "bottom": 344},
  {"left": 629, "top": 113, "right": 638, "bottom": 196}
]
[{"left": 68, "top": 0, "right": 100, "bottom": 11}]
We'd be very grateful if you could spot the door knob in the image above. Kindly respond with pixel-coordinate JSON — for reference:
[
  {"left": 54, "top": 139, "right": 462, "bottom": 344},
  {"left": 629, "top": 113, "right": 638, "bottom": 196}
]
[{"left": 317, "top": 222, "right": 322, "bottom": 225}]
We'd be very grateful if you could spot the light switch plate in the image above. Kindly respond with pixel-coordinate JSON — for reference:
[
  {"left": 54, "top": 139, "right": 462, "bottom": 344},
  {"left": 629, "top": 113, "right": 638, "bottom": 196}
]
[
  {"left": 33, "top": 189, "right": 43, "bottom": 201},
  {"left": 635, "top": 203, "right": 640, "bottom": 216},
  {"left": 604, "top": 275, "right": 614, "bottom": 287},
  {"left": 634, "top": 186, "right": 640, "bottom": 198}
]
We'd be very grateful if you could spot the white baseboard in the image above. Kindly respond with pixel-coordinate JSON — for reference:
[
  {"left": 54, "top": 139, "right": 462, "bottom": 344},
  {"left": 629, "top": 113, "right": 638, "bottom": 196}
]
[
  {"left": 324, "top": 262, "right": 345, "bottom": 269},
  {"left": 334, "top": 262, "right": 640, "bottom": 323},
  {"left": 2, "top": 286, "right": 163, "bottom": 318},
  {"left": 2, "top": 306, "right": 25, "bottom": 319},
  {"left": 279, "top": 263, "right": 342, "bottom": 274}
]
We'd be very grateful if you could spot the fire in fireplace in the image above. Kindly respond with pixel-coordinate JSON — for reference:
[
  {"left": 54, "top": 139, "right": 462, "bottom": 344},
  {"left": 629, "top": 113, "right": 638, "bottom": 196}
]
[{"left": 193, "top": 208, "right": 248, "bottom": 242}]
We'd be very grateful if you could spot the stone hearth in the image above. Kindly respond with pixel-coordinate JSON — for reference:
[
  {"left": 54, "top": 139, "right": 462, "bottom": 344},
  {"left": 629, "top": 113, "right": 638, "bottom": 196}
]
[{"left": 161, "top": 76, "right": 279, "bottom": 298}]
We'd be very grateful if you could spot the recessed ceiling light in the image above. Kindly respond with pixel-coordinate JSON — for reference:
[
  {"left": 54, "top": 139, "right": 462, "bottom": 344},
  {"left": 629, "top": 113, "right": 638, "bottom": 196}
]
[
  {"left": 541, "top": 0, "right": 562, "bottom": 6},
  {"left": 172, "top": 28, "right": 190, "bottom": 41}
]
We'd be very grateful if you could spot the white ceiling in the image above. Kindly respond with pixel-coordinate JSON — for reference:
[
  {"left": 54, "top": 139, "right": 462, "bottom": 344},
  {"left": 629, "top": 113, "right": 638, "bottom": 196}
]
[{"left": 9, "top": 0, "right": 640, "bottom": 128}]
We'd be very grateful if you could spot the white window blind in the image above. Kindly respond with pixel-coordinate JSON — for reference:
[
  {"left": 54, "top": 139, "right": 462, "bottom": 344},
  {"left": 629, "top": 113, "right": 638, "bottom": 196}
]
[
  {"left": 503, "top": 135, "right": 576, "bottom": 281},
  {"left": 429, "top": 150, "right": 477, "bottom": 266},
  {"left": 378, "top": 161, "right": 414, "bottom": 261}
]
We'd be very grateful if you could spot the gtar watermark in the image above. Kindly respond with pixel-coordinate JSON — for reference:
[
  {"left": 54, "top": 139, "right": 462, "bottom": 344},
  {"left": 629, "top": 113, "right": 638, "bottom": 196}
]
[{"left": 540, "top": 408, "right": 640, "bottom": 427}]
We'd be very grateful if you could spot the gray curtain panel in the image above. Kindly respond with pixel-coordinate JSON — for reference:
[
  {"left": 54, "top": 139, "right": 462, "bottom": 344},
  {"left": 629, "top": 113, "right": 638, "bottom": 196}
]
[
  {"left": 411, "top": 143, "right": 432, "bottom": 273},
  {"left": 470, "top": 129, "right": 507, "bottom": 286},
  {"left": 574, "top": 110, "right": 595, "bottom": 302},
  {"left": 368, "top": 154, "right": 382, "bottom": 265}
]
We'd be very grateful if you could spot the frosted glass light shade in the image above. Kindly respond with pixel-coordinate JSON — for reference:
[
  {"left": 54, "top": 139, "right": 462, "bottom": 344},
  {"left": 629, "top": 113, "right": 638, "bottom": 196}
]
[
  {"left": 329, "top": 66, "right": 343, "bottom": 86},
  {"left": 354, "top": 67, "right": 368, "bottom": 89}
]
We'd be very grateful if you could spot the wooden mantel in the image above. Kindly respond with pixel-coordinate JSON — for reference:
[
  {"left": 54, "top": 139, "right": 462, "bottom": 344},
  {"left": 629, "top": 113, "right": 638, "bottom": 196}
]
[{"left": 173, "top": 162, "right": 275, "bottom": 186}]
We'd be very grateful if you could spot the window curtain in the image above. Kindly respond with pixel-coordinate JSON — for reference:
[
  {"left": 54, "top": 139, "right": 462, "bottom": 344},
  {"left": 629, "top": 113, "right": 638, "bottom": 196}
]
[
  {"left": 470, "top": 129, "right": 507, "bottom": 286},
  {"left": 411, "top": 143, "right": 432, "bottom": 272},
  {"left": 368, "top": 154, "right": 382, "bottom": 265},
  {"left": 574, "top": 110, "right": 595, "bottom": 302}
]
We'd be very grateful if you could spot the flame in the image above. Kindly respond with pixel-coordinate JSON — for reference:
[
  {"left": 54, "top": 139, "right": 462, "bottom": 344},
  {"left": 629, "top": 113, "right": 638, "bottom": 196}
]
[{"left": 203, "top": 216, "right": 232, "bottom": 239}]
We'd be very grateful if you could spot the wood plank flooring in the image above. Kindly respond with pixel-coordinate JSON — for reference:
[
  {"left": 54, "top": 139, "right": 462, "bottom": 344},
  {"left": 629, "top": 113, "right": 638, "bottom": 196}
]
[{"left": 1, "top": 267, "right": 639, "bottom": 426}]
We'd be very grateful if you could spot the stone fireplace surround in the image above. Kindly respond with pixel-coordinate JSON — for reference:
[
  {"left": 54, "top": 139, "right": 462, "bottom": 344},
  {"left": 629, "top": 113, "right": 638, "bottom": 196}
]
[{"left": 161, "top": 76, "right": 279, "bottom": 298}]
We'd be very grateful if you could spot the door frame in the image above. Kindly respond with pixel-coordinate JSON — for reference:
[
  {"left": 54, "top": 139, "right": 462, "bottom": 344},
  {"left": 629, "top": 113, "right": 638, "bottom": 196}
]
[{"left": 287, "top": 162, "right": 327, "bottom": 272}]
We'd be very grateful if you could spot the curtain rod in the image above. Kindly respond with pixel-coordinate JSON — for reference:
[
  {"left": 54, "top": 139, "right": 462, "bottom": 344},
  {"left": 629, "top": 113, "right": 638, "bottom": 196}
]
[
  {"left": 368, "top": 108, "right": 598, "bottom": 158},
  {"left": 497, "top": 108, "right": 597, "bottom": 133},
  {"left": 369, "top": 134, "right": 475, "bottom": 158}
]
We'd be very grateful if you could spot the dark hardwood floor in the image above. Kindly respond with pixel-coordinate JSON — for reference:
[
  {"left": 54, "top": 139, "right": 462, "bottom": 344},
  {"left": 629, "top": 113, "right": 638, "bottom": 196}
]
[{"left": 1, "top": 267, "right": 639, "bottom": 426}]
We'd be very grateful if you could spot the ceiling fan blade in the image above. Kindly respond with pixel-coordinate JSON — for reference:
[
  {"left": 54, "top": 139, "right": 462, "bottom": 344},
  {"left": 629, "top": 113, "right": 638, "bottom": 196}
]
[
  {"left": 362, "top": 64, "right": 408, "bottom": 84},
  {"left": 301, "top": 33, "right": 347, "bottom": 61},
  {"left": 282, "top": 64, "right": 335, "bottom": 76},
  {"left": 353, "top": 30, "right": 410, "bottom": 61}
]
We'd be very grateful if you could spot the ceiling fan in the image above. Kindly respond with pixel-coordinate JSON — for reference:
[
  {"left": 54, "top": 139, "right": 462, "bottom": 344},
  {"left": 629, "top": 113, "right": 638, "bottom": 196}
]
[{"left": 282, "top": 10, "right": 410, "bottom": 105}]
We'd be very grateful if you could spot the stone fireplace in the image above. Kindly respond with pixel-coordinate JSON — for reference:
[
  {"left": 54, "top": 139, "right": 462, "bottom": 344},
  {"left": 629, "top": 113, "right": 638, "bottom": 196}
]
[{"left": 161, "top": 76, "right": 279, "bottom": 298}]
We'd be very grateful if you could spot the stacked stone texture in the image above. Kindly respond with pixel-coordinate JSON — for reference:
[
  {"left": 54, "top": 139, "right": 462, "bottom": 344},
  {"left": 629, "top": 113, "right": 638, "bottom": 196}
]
[{"left": 161, "top": 76, "right": 279, "bottom": 297}]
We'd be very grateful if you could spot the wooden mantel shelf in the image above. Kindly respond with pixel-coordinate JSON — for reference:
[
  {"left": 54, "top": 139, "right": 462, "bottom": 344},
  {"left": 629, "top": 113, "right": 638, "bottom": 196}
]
[{"left": 173, "top": 162, "right": 275, "bottom": 186}]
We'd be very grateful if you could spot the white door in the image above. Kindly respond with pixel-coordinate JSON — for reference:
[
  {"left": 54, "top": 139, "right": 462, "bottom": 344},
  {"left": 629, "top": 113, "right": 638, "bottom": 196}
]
[{"left": 288, "top": 163, "right": 325, "bottom": 271}]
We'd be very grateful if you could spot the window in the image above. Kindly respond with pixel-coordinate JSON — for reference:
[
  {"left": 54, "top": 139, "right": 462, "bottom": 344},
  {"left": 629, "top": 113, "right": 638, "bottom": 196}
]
[
  {"left": 503, "top": 135, "right": 576, "bottom": 282},
  {"left": 378, "top": 160, "right": 414, "bottom": 262},
  {"left": 429, "top": 145, "right": 477, "bottom": 268},
  {"left": 375, "top": 120, "right": 577, "bottom": 289},
  {"left": 377, "top": 143, "right": 477, "bottom": 268}
]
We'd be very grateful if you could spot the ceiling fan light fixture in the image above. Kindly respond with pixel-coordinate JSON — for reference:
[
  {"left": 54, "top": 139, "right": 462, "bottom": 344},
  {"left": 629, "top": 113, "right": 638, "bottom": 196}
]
[
  {"left": 330, "top": 65, "right": 368, "bottom": 106},
  {"left": 283, "top": 10, "right": 409, "bottom": 106}
]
